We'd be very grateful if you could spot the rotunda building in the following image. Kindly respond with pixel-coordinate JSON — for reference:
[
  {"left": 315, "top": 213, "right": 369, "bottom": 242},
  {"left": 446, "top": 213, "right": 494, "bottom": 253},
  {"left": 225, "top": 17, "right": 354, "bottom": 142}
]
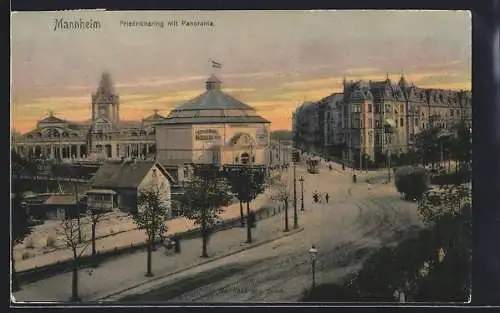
[{"left": 155, "top": 75, "right": 271, "bottom": 168}]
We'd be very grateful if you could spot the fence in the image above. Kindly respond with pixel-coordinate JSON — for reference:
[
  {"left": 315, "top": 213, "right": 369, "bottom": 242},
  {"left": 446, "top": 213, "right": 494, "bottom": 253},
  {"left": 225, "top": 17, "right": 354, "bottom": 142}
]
[{"left": 16, "top": 202, "right": 286, "bottom": 284}]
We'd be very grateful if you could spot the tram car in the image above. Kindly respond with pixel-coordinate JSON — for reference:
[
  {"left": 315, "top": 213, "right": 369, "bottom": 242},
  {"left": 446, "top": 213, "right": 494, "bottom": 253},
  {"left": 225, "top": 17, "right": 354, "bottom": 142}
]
[{"left": 306, "top": 157, "right": 320, "bottom": 174}]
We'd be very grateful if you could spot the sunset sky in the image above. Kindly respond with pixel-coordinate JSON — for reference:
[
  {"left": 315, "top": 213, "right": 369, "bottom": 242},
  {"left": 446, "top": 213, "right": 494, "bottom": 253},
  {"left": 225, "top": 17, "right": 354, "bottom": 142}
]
[{"left": 11, "top": 10, "right": 471, "bottom": 133}]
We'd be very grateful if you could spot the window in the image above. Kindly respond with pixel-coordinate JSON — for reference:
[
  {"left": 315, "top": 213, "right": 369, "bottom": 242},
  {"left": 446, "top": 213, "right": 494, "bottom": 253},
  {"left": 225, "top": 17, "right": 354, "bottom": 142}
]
[
  {"left": 352, "top": 116, "right": 361, "bottom": 128},
  {"left": 376, "top": 120, "right": 381, "bottom": 128},
  {"left": 375, "top": 103, "right": 381, "bottom": 114},
  {"left": 400, "top": 104, "right": 404, "bottom": 112},
  {"left": 400, "top": 118, "right": 404, "bottom": 127},
  {"left": 368, "top": 103, "right": 372, "bottom": 113},
  {"left": 368, "top": 118, "right": 373, "bottom": 129},
  {"left": 152, "top": 168, "right": 157, "bottom": 177},
  {"left": 368, "top": 131, "right": 373, "bottom": 144}
]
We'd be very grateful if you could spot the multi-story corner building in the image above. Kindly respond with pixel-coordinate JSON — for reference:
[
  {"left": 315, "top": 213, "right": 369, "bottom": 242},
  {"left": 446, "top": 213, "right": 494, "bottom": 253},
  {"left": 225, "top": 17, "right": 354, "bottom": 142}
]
[
  {"left": 292, "top": 74, "right": 472, "bottom": 166},
  {"left": 13, "top": 73, "right": 164, "bottom": 161},
  {"left": 292, "top": 101, "right": 322, "bottom": 153},
  {"left": 321, "top": 93, "right": 344, "bottom": 156}
]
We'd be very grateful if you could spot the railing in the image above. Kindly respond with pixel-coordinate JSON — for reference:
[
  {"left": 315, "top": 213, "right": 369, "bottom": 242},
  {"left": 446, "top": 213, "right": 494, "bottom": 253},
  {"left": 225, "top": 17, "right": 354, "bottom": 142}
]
[{"left": 16, "top": 204, "right": 283, "bottom": 284}]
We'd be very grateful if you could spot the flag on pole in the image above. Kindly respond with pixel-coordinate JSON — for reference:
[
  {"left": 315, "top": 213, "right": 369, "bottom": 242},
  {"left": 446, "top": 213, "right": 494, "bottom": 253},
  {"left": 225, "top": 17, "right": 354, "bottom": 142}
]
[{"left": 211, "top": 60, "right": 222, "bottom": 69}]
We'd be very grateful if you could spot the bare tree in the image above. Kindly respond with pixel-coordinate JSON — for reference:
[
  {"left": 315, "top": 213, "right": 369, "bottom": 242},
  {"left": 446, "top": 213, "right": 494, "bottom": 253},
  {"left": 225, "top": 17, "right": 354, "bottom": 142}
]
[
  {"left": 87, "top": 207, "right": 107, "bottom": 267},
  {"left": 130, "top": 183, "right": 169, "bottom": 277},
  {"left": 180, "top": 169, "right": 233, "bottom": 258},
  {"left": 57, "top": 215, "right": 90, "bottom": 302},
  {"left": 270, "top": 176, "right": 291, "bottom": 232}
]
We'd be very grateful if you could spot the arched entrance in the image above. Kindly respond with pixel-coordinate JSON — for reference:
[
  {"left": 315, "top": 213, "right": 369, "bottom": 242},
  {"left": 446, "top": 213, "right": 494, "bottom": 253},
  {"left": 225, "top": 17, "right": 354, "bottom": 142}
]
[{"left": 240, "top": 152, "right": 250, "bottom": 164}]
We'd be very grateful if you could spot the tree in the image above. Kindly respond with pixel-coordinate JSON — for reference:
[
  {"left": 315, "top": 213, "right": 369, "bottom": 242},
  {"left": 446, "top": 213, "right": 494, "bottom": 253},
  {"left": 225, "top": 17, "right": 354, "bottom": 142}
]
[
  {"left": 11, "top": 150, "right": 37, "bottom": 291},
  {"left": 226, "top": 170, "right": 248, "bottom": 228},
  {"left": 130, "top": 183, "right": 170, "bottom": 277},
  {"left": 58, "top": 216, "right": 90, "bottom": 302},
  {"left": 227, "top": 167, "right": 266, "bottom": 243},
  {"left": 418, "top": 184, "right": 471, "bottom": 226},
  {"left": 180, "top": 169, "right": 233, "bottom": 257},
  {"left": 270, "top": 130, "right": 293, "bottom": 141},
  {"left": 87, "top": 207, "right": 107, "bottom": 267},
  {"left": 52, "top": 164, "right": 83, "bottom": 242},
  {"left": 270, "top": 175, "right": 291, "bottom": 232},
  {"left": 449, "top": 121, "right": 472, "bottom": 170},
  {"left": 394, "top": 166, "right": 429, "bottom": 201},
  {"left": 415, "top": 183, "right": 472, "bottom": 301},
  {"left": 414, "top": 126, "right": 441, "bottom": 170}
]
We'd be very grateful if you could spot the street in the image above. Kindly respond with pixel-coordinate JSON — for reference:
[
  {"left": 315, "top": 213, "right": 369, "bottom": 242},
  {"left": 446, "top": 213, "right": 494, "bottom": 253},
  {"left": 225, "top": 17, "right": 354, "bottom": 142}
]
[
  {"left": 114, "top": 163, "right": 422, "bottom": 302},
  {"left": 13, "top": 161, "right": 422, "bottom": 303}
]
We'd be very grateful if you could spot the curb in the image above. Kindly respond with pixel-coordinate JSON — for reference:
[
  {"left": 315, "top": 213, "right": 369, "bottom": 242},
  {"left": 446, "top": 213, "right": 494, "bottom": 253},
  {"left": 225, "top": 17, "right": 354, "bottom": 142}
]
[
  {"left": 96, "top": 226, "right": 305, "bottom": 301},
  {"left": 17, "top": 202, "right": 272, "bottom": 275}
]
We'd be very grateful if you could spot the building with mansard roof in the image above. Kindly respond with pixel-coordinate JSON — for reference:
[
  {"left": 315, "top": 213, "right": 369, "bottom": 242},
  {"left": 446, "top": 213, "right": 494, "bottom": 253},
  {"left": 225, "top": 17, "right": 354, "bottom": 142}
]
[
  {"left": 13, "top": 73, "right": 165, "bottom": 161},
  {"left": 155, "top": 74, "right": 271, "bottom": 168},
  {"left": 293, "top": 74, "right": 472, "bottom": 166}
]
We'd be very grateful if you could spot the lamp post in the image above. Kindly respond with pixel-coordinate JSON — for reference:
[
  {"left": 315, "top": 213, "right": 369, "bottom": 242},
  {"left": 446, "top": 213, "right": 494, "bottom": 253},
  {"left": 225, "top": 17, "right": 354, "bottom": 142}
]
[
  {"left": 385, "top": 124, "right": 393, "bottom": 182},
  {"left": 293, "top": 152, "right": 298, "bottom": 229},
  {"left": 299, "top": 176, "right": 305, "bottom": 211},
  {"left": 309, "top": 245, "right": 318, "bottom": 289}
]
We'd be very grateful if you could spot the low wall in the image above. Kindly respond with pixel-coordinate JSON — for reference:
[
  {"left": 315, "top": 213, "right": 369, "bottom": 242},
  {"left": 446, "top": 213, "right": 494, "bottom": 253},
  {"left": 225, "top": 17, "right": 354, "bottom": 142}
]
[{"left": 16, "top": 205, "right": 276, "bottom": 284}]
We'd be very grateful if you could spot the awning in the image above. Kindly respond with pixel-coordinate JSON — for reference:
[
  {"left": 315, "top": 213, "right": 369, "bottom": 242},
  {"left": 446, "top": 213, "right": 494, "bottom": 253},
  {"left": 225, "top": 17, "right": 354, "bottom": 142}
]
[
  {"left": 87, "top": 189, "right": 117, "bottom": 195},
  {"left": 384, "top": 118, "right": 397, "bottom": 128}
]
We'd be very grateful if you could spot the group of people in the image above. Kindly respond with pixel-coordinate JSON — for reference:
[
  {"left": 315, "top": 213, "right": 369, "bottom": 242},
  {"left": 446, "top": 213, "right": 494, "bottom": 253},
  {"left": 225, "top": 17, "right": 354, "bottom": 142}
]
[
  {"left": 270, "top": 163, "right": 290, "bottom": 171},
  {"left": 313, "top": 190, "right": 329, "bottom": 204}
]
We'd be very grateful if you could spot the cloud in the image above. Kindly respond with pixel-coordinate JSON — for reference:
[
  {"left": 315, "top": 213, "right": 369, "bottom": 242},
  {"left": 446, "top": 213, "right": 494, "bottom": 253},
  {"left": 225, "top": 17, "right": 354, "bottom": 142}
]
[
  {"left": 342, "top": 67, "right": 381, "bottom": 75},
  {"left": 11, "top": 66, "right": 471, "bottom": 133}
]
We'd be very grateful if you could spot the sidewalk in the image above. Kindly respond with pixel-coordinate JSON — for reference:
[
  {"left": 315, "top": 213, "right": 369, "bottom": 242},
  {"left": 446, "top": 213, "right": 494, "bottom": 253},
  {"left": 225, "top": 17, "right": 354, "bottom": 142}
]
[
  {"left": 13, "top": 199, "right": 301, "bottom": 302},
  {"left": 15, "top": 187, "right": 275, "bottom": 272}
]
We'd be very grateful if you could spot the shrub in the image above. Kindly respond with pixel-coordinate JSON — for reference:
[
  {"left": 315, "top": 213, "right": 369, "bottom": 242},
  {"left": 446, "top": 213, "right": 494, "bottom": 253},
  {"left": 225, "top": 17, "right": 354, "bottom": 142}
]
[
  {"left": 21, "top": 251, "right": 33, "bottom": 260},
  {"left": 45, "top": 236, "right": 56, "bottom": 248},
  {"left": 24, "top": 238, "right": 35, "bottom": 249},
  {"left": 394, "top": 166, "right": 429, "bottom": 201}
]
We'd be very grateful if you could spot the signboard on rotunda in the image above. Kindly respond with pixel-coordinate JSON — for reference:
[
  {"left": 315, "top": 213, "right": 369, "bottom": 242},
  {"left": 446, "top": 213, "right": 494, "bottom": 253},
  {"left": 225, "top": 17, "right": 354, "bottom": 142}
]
[{"left": 195, "top": 129, "right": 221, "bottom": 141}]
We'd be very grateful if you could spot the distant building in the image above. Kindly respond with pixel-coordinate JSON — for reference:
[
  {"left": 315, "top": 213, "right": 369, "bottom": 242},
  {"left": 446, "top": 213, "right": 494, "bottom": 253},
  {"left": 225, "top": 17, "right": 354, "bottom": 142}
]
[
  {"left": 23, "top": 193, "right": 86, "bottom": 220},
  {"left": 13, "top": 72, "right": 164, "bottom": 161},
  {"left": 88, "top": 159, "right": 174, "bottom": 214},
  {"left": 292, "top": 74, "right": 472, "bottom": 166},
  {"left": 155, "top": 75, "right": 271, "bottom": 177}
]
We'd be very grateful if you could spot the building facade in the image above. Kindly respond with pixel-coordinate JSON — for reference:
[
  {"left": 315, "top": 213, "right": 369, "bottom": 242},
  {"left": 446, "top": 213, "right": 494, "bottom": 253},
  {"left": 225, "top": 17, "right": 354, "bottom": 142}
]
[
  {"left": 155, "top": 75, "right": 271, "bottom": 173},
  {"left": 13, "top": 73, "right": 164, "bottom": 161},
  {"left": 88, "top": 159, "right": 173, "bottom": 213},
  {"left": 292, "top": 74, "right": 472, "bottom": 166}
]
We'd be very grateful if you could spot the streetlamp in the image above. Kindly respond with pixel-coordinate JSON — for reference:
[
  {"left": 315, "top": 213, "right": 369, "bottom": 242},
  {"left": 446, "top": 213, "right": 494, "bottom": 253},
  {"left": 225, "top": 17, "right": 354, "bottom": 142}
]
[
  {"left": 384, "top": 123, "right": 394, "bottom": 182},
  {"left": 299, "top": 176, "right": 305, "bottom": 211},
  {"left": 309, "top": 245, "right": 318, "bottom": 289},
  {"left": 293, "top": 151, "right": 298, "bottom": 229}
]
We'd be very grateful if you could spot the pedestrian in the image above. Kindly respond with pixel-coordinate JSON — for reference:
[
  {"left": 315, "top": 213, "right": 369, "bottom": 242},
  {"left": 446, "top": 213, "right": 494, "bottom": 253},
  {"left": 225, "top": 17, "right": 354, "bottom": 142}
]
[
  {"left": 313, "top": 191, "right": 318, "bottom": 203},
  {"left": 325, "top": 193, "right": 329, "bottom": 203}
]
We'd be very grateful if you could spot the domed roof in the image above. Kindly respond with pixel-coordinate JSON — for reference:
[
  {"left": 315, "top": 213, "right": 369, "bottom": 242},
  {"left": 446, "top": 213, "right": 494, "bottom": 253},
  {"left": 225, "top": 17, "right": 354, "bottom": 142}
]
[
  {"left": 143, "top": 110, "right": 165, "bottom": 121},
  {"left": 39, "top": 112, "right": 65, "bottom": 124},
  {"left": 161, "top": 75, "right": 270, "bottom": 125}
]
